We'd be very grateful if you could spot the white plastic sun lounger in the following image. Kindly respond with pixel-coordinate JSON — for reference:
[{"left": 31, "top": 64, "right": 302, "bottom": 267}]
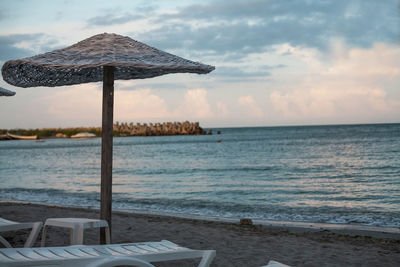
[
  {"left": 0, "top": 239, "right": 216, "bottom": 267},
  {"left": 0, "top": 218, "right": 42, "bottom": 248}
]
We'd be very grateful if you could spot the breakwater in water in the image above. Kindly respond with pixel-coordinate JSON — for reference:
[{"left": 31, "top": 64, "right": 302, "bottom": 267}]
[
  {"left": 0, "top": 121, "right": 208, "bottom": 139},
  {"left": 114, "top": 121, "right": 207, "bottom": 136}
]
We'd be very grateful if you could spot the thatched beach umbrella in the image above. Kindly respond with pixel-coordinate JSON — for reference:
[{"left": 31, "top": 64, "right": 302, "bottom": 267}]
[
  {"left": 1, "top": 33, "right": 214, "bottom": 243},
  {"left": 0, "top": 87, "right": 15, "bottom": 96}
]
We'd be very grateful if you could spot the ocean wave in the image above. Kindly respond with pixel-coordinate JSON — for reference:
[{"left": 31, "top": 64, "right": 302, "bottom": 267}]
[
  {"left": 112, "top": 165, "right": 280, "bottom": 176},
  {"left": 1, "top": 188, "right": 399, "bottom": 227}
]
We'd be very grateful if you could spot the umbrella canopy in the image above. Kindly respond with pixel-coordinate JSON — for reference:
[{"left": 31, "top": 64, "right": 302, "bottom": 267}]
[
  {"left": 2, "top": 33, "right": 214, "bottom": 87},
  {"left": 1, "top": 33, "right": 214, "bottom": 243},
  {"left": 0, "top": 87, "right": 15, "bottom": 96}
]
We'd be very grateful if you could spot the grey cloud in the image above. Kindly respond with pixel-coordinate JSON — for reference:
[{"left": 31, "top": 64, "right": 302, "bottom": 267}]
[
  {"left": 117, "top": 82, "right": 188, "bottom": 91},
  {"left": 134, "top": 4, "right": 157, "bottom": 14},
  {"left": 135, "top": 21, "right": 323, "bottom": 60},
  {"left": 0, "top": 33, "right": 62, "bottom": 62},
  {"left": 165, "top": 0, "right": 340, "bottom": 21},
  {"left": 138, "top": 0, "right": 399, "bottom": 59},
  {"left": 81, "top": 0, "right": 398, "bottom": 60},
  {"left": 0, "top": 34, "right": 43, "bottom": 61},
  {"left": 85, "top": 3, "right": 156, "bottom": 27},
  {"left": 0, "top": 9, "right": 6, "bottom": 21},
  {"left": 86, "top": 12, "right": 145, "bottom": 26},
  {"left": 280, "top": 50, "right": 293, "bottom": 56},
  {"left": 264, "top": 64, "right": 286, "bottom": 69},
  {"left": 209, "top": 66, "right": 274, "bottom": 78}
]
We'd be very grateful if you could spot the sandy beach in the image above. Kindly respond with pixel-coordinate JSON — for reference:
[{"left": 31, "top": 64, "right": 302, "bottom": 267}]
[{"left": 1, "top": 202, "right": 399, "bottom": 266}]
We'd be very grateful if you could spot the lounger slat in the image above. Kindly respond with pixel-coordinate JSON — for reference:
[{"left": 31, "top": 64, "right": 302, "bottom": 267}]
[
  {"left": 122, "top": 245, "right": 149, "bottom": 254},
  {"left": 160, "top": 240, "right": 183, "bottom": 250},
  {"left": 65, "top": 247, "right": 96, "bottom": 257},
  {"left": 0, "top": 252, "right": 13, "bottom": 262},
  {"left": 18, "top": 249, "right": 48, "bottom": 260},
  {"left": 107, "top": 246, "right": 136, "bottom": 255},
  {"left": 78, "top": 247, "right": 103, "bottom": 256},
  {"left": 136, "top": 244, "right": 160, "bottom": 253},
  {"left": 32, "top": 248, "right": 64, "bottom": 259},
  {"left": 150, "top": 243, "right": 176, "bottom": 252},
  {"left": 1, "top": 250, "right": 30, "bottom": 261},
  {"left": 49, "top": 248, "right": 79, "bottom": 259},
  {"left": 97, "top": 247, "right": 124, "bottom": 256}
]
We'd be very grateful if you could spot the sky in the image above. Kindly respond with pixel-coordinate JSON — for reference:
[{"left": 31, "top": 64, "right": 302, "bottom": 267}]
[{"left": 0, "top": 0, "right": 399, "bottom": 128}]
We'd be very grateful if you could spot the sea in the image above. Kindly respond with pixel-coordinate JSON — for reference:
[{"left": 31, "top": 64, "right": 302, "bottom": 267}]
[{"left": 0, "top": 123, "right": 399, "bottom": 228}]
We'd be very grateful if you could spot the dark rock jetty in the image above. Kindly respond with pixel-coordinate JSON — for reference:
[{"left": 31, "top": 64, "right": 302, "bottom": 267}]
[{"left": 114, "top": 121, "right": 207, "bottom": 136}]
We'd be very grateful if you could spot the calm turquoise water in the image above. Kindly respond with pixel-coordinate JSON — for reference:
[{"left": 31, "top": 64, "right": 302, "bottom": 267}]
[{"left": 1, "top": 124, "right": 399, "bottom": 227}]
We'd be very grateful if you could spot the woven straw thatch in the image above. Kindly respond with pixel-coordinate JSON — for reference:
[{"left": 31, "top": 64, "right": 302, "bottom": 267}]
[
  {"left": 1, "top": 33, "right": 215, "bottom": 88},
  {"left": 0, "top": 87, "right": 15, "bottom": 96}
]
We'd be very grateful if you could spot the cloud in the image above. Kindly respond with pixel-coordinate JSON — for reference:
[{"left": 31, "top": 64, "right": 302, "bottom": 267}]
[
  {"left": 270, "top": 87, "right": 400, "bottom": 123},
  {"left": 137, "top": 0, "right": 399, "bottom": 60},
  {"left": 238, "top": 95, "right": 264, "bottom": 118},
  {"left": 0, "top": 85, "right": 217, "bottom": 128},
  {"left": 209, "top": 66, "right": 271, "bottom": 78},
  {"left": 215, "top": 101, "right": 230, "bottom": 118},
  {"left": 44, "top": 84, "right": 102, "bottom": 126},
  {"left": 115, "top": 88, "right": 170, "bottom": 121},
  {"left": 268, "top": 43, "right": 400, "bottom": 124},
  {"left": 0, "top": 34, "right": 42, "bottom": 61},
  {"left": 0, "top": 83, "right": 104, "bottom": 129},
  {"left": 114, "top": 80, "right": 188, "bottom": 91},
  {"left": 86, "top": 12, "right": 144, "bottom": 27},
  {"left": 175, "top": 89, "right": 213, "bottom": 119},
  {"left": 0, "top": 9, "right": 7, "bottom": 21},
  {"left": 85, "top": 2, "right": 156, "bottom": 28},
  {"left": 0, "top": 33, "right": 61, "bottom": 61},
  {"left": 115, "top": 88, "right": 215, "bottom": 123},
  {"left": 327, "top": 42, "right": 400, "bottom": 78},
  {"left": 109, "top": 87, "right": 216, "bottom": 123},
  {"left": 208, "top": 64, "right": 287, "bottom": 82}
]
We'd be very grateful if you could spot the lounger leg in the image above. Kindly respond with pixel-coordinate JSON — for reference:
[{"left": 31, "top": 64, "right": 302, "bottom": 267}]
[
  {"left": 198, "top": 250, "right": 216, "bottom": 267},
  {"left": 104, "top": 226, "right": 110, "bottom": 244},
  {"left": 24, "top": 222, "right": 43, "bottom": 247},
  {"left": 0, "top": 236, "right": 12, "bottom": 248},
  {"left": 71, "top": 225, "right": 83, "bottom": 245},
  {"left": 77, "top": 225, "right": 85, "bottom": 245},
  {"left": 41, "top": 224, "right": 48, "bottom": 247}
]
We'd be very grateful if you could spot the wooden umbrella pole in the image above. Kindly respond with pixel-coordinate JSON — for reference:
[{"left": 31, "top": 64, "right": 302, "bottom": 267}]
[{"left": 100, "top": 66, "right": 114, "bottom": 244}]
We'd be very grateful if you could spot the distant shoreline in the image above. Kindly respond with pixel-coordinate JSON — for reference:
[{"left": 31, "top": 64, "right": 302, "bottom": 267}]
[
  {"left": 212, "top": 122, "right": 400, "bottom": 129},
  {"left": 2, "top": 122, "right": 398, "bottom": 136}
]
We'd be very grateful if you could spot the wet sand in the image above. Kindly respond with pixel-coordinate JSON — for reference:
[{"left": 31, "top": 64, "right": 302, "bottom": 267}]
[{"left": 1, "top": 202, "right": 399, "bottom": 266}]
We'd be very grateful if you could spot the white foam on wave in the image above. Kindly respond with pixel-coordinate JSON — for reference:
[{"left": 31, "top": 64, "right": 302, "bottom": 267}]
[
  {"left": 1, "top": 188, "right": 400, "bottom": 228},
  {"left": 2, "top": 198, "right": 399, "bottom": 239}
]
